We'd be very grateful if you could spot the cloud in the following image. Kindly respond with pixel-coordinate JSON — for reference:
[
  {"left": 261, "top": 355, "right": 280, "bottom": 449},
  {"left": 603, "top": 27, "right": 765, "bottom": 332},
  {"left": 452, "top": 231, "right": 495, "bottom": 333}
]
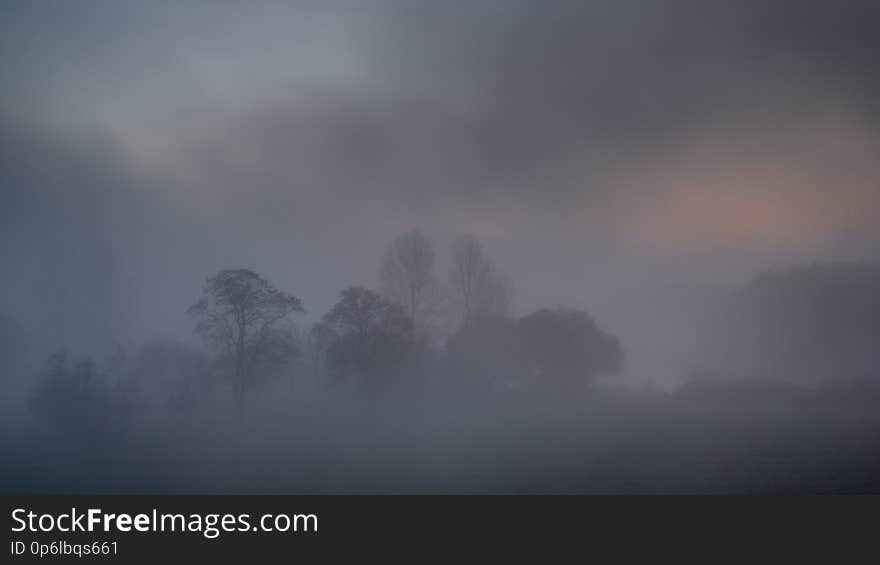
[{"left": 2, "top": 0, "right": 880, "bottom": 364}]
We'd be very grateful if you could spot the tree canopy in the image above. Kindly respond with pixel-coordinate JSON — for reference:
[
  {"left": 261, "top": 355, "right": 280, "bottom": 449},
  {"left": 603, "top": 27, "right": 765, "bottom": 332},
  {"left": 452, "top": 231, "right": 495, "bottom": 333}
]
[
  {"left": 320, "top": 286, "right": 415, "bottom": 387},
  {"left": 188, "top": 269, "right": 302, "bottom": 405}
]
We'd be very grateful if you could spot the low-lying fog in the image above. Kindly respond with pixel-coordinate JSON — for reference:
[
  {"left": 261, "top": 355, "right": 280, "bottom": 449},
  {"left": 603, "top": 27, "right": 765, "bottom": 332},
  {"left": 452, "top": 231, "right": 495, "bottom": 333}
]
[{"left": 2, "top": 0, "right": 880, "bottom": 493}]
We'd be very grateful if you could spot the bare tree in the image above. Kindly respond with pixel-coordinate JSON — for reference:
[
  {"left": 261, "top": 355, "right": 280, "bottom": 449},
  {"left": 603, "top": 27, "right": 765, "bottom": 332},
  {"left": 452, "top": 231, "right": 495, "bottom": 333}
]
[
  {"left": 379, "top": 230, "right": 436, "bottom": 324},
  {"left": 187, "top": 269, "right": 303, "bottom": 407},
  {"left": 449, "top": 234, "right": 512, "bottom": 326}
]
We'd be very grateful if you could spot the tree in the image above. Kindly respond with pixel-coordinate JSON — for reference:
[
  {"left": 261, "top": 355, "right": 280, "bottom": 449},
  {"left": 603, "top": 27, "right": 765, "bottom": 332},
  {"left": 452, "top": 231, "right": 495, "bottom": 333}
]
[
  {"left": 446, "top": 308, "right": 623, "bottom": 393},
  {"left": 29, "top": 352, "right": 130, "bottom": 435},
  {"left": 321, "top": 286, "right": 415, "bottom": 389},
  {"left": 449, "top": 234, "right": 511, "bottom": 326},
  {"left": 379, "top": 230, "right": 437, "bottom": 324},
  {"left": 187, "top": 269, "right": 303, "bottom": 406},
  {"left": 517, "top": 308, "right": 623, "bottom": 390},
  {"left": 710, "top": 262, "right": 880, "bottom": 384}
]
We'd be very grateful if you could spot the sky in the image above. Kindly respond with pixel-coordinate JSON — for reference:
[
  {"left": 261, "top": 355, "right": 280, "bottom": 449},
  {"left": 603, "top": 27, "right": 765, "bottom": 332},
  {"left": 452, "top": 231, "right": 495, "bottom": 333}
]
[{"left": 2, "top": 0, "right": 880, "bottom": 382}]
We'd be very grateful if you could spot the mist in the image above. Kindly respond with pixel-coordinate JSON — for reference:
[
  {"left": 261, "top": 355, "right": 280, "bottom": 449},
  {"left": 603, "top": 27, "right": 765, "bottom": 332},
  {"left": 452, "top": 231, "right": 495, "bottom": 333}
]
[{"left": 2, "top": 0, "right": 879, "bottom": 493}]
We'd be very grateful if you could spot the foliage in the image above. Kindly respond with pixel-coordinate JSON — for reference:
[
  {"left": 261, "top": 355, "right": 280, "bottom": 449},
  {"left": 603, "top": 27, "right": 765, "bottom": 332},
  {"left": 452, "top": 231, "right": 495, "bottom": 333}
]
[
  {"left": 188, "top": 269, "right": 302, "bottom": 404},
  {"left": 448, "top": 308, "right": 622, "bottom": 391},
  {"left": 321, "top": 286, "right": 415, "bottom": 387},
  {"left": 29, "top": 353, "right": 130, "bottom": 434}
]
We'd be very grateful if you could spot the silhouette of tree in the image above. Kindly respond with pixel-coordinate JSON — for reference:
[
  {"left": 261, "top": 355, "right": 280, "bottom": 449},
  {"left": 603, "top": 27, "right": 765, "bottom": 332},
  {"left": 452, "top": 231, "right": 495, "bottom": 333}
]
[
  {"left": 321, "top": 286, "right": 415, "bottom": 389},
  {"left": 29, "top": 352, "right": 130, "bottom": 434},
  {"left": 449, "top": 234, "right": 511, "bottom": 327},
  {"left": 715, "top": 262, "right": 880, "bottom": 383},
  {"left": 447, "top": 308, "right": 622, "bottom": 392},
  {"left": 187, "top": 269, "right": 302, "bottom": 406},
  {"left": 379, "top": 229, "right": 437, "bottom": 325},
  {"left": 518, "top": 308, "right": 623, "bottom": 390}
]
